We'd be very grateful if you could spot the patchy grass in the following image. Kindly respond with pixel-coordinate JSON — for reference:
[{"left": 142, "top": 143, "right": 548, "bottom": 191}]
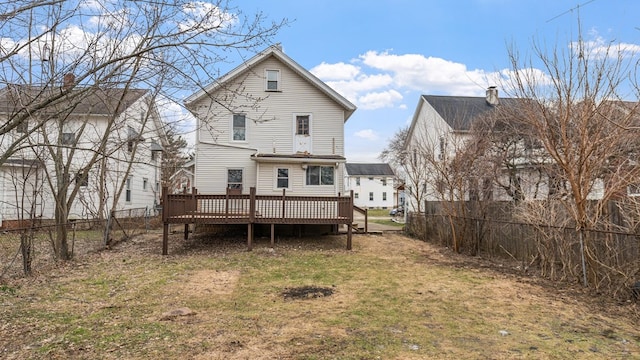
[
  {"left": 0, "top": 231, "right": 638, "bottom": 359},
  {"left": 369, "top": 218, "right": 404, "bottom": 227},
  {"left": 366, "top": 208, "right": 392, "bottom": 217}
]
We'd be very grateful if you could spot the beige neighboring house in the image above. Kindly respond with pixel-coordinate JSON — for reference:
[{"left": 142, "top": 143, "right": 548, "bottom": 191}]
[
  {"left": 0, "top": 83, "right": 166, "bottom": 228},
  {"left": 185, "top": 45, "right": 356, "bottom": 196}
]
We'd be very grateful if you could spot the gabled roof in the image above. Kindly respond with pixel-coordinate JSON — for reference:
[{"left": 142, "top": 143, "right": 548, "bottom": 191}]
[
  {"left": 421, "top": 95, "right": 522, "bottom": 131},
  {"left": 345, "top": 163, "right": 395, "bottom": 176},
  {"left": 404, "top": 92, "right": 524, "bottom": 150},
  {"left": 0, "top": 85, "right": 148, "bottom": 116},
  {"left": 184, "top": 45, "right": 357, "bottom": 121}
]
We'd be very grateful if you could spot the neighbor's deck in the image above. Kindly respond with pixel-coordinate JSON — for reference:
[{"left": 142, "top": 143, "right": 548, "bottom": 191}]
[{"left": 161, "top": 187, "right": 354, "bottom": 254}]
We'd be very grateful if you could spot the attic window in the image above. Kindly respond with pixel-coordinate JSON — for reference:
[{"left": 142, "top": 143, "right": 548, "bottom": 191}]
[{"left": 266, "top": 69, "right": 280, "bottom": 91}]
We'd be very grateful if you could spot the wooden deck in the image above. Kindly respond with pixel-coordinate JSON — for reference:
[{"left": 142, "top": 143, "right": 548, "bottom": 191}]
[{"left": 161, "top": 187, "right": 354, "bottom": 254}]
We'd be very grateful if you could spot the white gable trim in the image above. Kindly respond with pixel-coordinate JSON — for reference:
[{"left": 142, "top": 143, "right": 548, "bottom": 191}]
[{"left": 184, "top": 45, "right": 356, "bottom": 120}]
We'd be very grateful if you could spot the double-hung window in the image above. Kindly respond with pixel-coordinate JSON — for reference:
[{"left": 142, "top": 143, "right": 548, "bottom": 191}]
[
  {"left": 125, "top": 177, "right": 132, "bottom": 202},
  {"left": 227, "top": 169, "right": 243, "bottom": 190},
  {"left": 276, "top": 168, "right": 289, "bottom": 189},
  {"left": 232, "top": 114, "right": 246, "bottom": 141},
  {"left": 305, "top": 166, "right": 334, "bottom": 186},
  {"left": 266, "top": 69, "right": 280, "bottom": 91}
]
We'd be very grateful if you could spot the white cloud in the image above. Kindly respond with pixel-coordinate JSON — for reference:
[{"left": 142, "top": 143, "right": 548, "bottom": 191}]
[
  {"left": 323, "top": 74, "right": 393, "bottom": 106},
  {"left": 358, "top": 89, "right": 403, "bottom": 110},
  {"left": 359, "top": 50, "right": 498, "bottom": 95},
  {"left": 570, "top": 35, "right": 640, "bottom": 59},
  {"left": 310, "top": 62, "right": 360, "bottom": 81},
  {"left": 354, "top": 129, "right": 379, "bottom": 141},
  {"left": 314, "top": 50, "right": 509, "bottom": 111}
]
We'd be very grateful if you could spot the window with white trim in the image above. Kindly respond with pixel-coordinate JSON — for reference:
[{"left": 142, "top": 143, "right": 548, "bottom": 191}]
[
  {"left": 305, "top": 166, "right": 334, "bottom": 186},
  {"left": 232, "top": 114, "right": 246, "bottom": 141},
  {"left": 276, "top": 168, "right": 289, "bottom": 189},
  {"left": 227, "top": 169, "right": 243, "bottom": 190},
  {"left": 382, "top": 192, "right": 387, "bottom": 201},
  {"left": 143, "top": 178, "right": 148, "bottom": 191},
  {"left": 266, "top": 69, "right": 280, "bottom": 91},
  {"left": 369, "top": 192, "right": 374, "bottom": 201},
  {"left": 125, "top": 177, "right": 132, "bottom": 202}
]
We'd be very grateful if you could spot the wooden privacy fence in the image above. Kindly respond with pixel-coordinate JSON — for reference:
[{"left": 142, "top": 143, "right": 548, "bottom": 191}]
[
  {"left": 407, "top": 212, "right": 640, "bottom": 297},
  {"left": 161, "top": 187, "right": 354, "bottom": 254}
]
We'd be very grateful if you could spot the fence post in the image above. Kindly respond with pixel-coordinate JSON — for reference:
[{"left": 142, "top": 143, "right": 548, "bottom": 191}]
[
  {"left": 424, "top": 200, "right": 428, "bottom": 242},
  {"left": 162, "top": 186, "right": 169, "bottom": 255},
  {"left": 579, "top": 229, "right": 588, "bottom": 287}
]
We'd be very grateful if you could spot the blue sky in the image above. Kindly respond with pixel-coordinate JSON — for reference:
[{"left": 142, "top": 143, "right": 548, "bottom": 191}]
[{"left": 222, "top": 0, "right": 640, "bottom": 162}]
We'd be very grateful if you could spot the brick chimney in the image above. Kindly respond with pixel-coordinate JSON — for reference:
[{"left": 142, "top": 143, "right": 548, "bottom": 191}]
[
  {"left": 486, "top": 86, "right": 499, "bottom": 106},
  {"left": 62, "top": 73, "right": 75, "bottom": 90}
]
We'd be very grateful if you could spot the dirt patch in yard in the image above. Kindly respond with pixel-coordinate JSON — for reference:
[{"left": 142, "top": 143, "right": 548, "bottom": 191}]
[{"left": 178, "top": 269, "right": 240, "bottom": 297}]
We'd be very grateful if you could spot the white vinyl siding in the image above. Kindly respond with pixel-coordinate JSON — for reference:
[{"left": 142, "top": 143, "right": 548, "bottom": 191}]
[
  {"left": 194, "top": 57, "right": 346, "bottom": 158},
  {"left": 192, "top": 56, "right": 348, "bottom": 195},
  {"left": 194, "top": 145, "right": 256, "bottom": 194}
]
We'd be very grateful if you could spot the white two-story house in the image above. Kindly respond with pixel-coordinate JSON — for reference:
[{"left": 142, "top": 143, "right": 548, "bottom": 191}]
[
  {"left": 345, "top": 163, "right": 396, "bottom": 209},
  {"left": 185, "top": 45, "right": 356, "bottom": 197},
  {"left": 0, "top": 82, "right": 166, "bottom": 228}
]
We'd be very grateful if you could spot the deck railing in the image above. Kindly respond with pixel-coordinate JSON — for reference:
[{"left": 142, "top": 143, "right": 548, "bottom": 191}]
[
  {"left": 162, "top": 187, "right": 353, "bottom": 225},
  {"left": 161, "top": 187, "right": 355, "bottom": 254}
]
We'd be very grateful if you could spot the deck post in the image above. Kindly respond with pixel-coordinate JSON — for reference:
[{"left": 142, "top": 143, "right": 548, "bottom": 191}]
[
  {"left": 163, "top": 223, "right": 169, "bottom": 255},
  {"left": 364, "top": 208, "right": 368, "bottom": 234},
  {"left": 270, "top": 223, "right": 275, "bottom": 248},
  {"left": 347, "top": 190, "right": 354, "bottom": 250},
  {"left": 247, "top": 223, "right": 253, "bottom": 251},
  {"left": 249, "top": 187, "right": 256, "bottom": 223}
]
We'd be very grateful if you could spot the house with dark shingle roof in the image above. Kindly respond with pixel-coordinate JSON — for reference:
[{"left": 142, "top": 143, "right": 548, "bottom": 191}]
[
  {"left": 403, "top": 87, "right": 544, "bottom": 212},
  {"left": 0, "top": 83, "right": 166, "bottom": 227},
  {"left": 345, "top": 163, "right": 397, "bottom": 209}
]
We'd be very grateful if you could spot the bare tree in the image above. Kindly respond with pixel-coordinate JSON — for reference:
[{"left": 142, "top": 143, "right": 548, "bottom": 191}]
[
  {"left": 0, "top": 1, "right": 287, "bottom": 261},
  {"left": 502, "top": 31, "right": 640, "bottom": 289},
  {"left": 380, "top": 126, "right": 430, "bottom": 214}
]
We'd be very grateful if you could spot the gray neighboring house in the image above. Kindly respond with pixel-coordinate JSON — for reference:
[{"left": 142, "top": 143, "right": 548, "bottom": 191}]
[{"left": 345, "top": 163, "right": 396, "bottom": 209}]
